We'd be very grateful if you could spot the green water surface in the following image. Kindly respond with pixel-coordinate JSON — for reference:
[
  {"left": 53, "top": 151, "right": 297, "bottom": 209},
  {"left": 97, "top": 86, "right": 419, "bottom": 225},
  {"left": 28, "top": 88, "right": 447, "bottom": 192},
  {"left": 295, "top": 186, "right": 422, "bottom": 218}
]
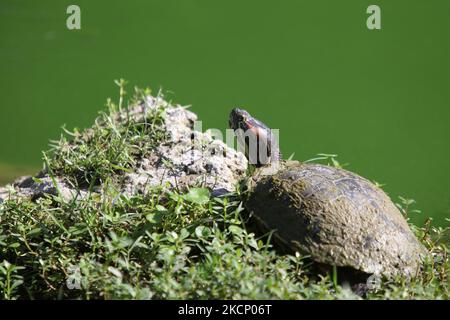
[{"left": 1, "top": 0, "right": 449, "bottom": 226}]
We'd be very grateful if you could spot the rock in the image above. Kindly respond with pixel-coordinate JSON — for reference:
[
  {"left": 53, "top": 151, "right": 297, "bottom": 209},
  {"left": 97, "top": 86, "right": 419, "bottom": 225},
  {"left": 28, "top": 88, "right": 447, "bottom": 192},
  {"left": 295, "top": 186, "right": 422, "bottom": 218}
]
[
  {"left": 0, "top": 187, "right": 7, "bottom": 204},
  {"left": 12, "top": 175, "right": 37, "bottom": 188},
  {"left": 2, "top": 174, "right": 89, "bottom": 202},
  {"left": 0, "top": 95, "right": 248, "bottom": 202},
  {"left": 122, "top": 99, "right": 248, "bottom": 196}
]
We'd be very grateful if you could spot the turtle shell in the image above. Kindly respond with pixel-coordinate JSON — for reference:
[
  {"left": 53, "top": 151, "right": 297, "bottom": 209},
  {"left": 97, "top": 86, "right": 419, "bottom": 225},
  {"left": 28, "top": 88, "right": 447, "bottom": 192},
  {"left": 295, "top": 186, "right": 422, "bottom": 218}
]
[{"left": 246, "top": 161, "right": 427, "bottom": 277}]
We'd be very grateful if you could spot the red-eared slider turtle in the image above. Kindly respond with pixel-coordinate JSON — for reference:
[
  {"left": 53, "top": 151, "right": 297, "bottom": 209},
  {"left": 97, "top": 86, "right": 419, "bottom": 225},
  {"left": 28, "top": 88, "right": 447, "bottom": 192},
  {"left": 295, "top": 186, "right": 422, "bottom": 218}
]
[{"left": 229, "top": 108, "right": 427, "bottom": 279}]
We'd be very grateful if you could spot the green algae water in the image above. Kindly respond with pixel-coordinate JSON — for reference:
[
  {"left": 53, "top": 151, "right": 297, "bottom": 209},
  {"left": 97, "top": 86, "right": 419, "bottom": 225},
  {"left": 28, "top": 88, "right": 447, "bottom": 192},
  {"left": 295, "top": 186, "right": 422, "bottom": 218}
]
[{"left": 1, "top": 0, "right": 449, "bottom": 226}]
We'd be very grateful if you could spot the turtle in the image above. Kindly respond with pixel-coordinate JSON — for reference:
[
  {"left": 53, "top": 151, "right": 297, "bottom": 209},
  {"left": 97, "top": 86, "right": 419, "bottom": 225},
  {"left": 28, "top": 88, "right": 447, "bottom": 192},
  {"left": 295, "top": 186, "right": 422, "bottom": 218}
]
[{"left": 229, "top": 108, "right": 427, "bottom": 280}]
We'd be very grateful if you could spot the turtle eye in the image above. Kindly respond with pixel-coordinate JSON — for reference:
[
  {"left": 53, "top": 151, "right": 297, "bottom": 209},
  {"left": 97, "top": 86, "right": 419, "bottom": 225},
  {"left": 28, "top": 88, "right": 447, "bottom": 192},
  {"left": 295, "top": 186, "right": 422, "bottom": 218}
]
[
  {"left": 238, "top": 115, "right": 247, "bottom": 129},
  {"left": 238, "top": 118, "right": 246, "bottom": 130}
]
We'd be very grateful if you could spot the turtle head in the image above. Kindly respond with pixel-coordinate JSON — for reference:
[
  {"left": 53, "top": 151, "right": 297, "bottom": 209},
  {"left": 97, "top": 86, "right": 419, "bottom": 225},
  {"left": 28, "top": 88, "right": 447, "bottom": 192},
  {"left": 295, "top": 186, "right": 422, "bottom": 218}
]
[
  {"left": 229, "top": 108, "right": 281, "bottom": 167},
  {"left": 229, "top": 108, "right": 252, "bottom": 132}
]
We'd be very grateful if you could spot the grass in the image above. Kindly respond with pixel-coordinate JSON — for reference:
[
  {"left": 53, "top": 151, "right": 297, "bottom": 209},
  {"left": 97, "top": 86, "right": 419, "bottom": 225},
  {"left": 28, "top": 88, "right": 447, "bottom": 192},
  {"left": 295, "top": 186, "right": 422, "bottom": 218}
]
[
  {"left": 48, "top": 82, "right": 167, "bottom": 189},
  {"left": 0, "top": 82, "right": 448, "bottom": 300}
]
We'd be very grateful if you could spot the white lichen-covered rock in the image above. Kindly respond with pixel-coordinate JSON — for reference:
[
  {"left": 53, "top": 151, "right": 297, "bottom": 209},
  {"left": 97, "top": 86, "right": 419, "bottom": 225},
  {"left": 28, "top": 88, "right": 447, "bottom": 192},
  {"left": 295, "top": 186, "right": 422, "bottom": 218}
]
[
  {"left": 16, "top": 175, "right": 89, "bottom": 201},
  {"left": 1, "top": 95, "right": 248, "bottom": 201},
  {"left": 0, "top": 186, "right": 9, "bottom": 203},
  {"left": 0, "top": 174, "right": 89, "bottom": 203},
  {"left": 122, "top": 97, "right": 248, "bottom": 196}
]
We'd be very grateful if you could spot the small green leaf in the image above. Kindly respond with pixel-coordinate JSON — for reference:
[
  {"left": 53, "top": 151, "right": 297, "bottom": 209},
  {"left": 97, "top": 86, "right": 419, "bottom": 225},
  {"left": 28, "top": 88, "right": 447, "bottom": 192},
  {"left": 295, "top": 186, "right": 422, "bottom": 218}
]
[
  {"left": 27, "top": 228, "right": 42, "bottom": 237},
  {"left": 146, "top": 211, "right": 163, "bottom": 224},
  {"left": 155, "top": 204, "right": 167, "bottom": 211},
  {"left": 247, "top": 238, "right": 258, "bottom": 250},
  {"left": 228, "top": 225, "right": 243, "bottom": 235},
  {"left": 68, "top": 223, "right": 88, "bottom": 236},
  {"left": 32, "top": 177, "right": 43, "bottom": 184},
  {"left": 183, "top": 188, "right": 210, "bottom": 205},
  {"left": 180, "top": 228, "right": 190, "bottom": 240},
  {"left": 195, "top": 226, "right": 211, "bottom": 239},
  {"left": 166, "top": 231, "right": 178, "bottom": 243},
  {"left": 108, "top": 266, "right": 123, "bottom": 278}
]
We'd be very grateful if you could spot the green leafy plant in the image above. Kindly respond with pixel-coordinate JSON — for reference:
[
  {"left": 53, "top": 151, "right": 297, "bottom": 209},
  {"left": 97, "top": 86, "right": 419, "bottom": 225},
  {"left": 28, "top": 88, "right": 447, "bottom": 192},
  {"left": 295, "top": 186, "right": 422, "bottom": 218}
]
[{"left": 0, "top": 83, "right": 447, "bottom": 300}]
